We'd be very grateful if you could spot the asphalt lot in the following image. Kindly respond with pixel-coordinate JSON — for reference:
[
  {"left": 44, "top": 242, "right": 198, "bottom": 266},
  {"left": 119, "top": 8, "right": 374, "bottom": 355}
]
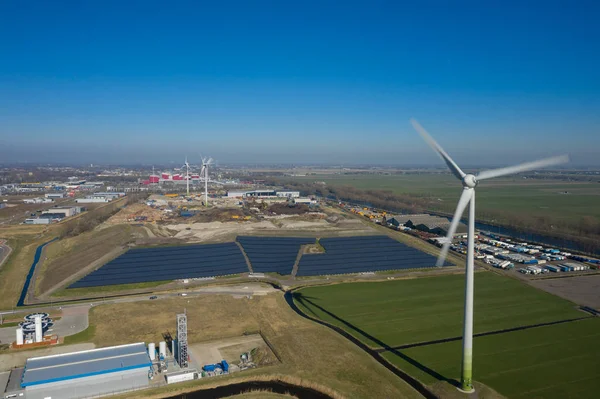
[{"left": 531, "top": 274, "right": 600, "bottom": 309}]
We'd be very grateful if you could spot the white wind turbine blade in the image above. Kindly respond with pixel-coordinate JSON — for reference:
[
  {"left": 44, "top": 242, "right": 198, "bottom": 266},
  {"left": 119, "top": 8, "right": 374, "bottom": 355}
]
[
  {"left": 477, "top": 155, "right": 569, "bottom": 181},
  {"left": 436, "top": 188, "right": 473, "bottom": 267},
  {"left": 411, "top": 118, "right": 466, "bottom": 180},
  {"left": 200, "top": 165, "right": 206, "bottom": 176},
  {"left": 207, "top": 157, "right": 214, "bottom": 165}
]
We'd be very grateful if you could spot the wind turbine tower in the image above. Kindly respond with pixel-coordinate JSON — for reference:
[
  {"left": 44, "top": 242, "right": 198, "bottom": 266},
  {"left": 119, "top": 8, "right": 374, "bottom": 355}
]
[
  {"left": 201, "top": 157, "right": 213, "bottom": 206},
  {"left": 183, "top": 156, "right": 190, "bottom": 196},
  {"left": 411, "top": 118, "right": 568, "bottom": 392}
]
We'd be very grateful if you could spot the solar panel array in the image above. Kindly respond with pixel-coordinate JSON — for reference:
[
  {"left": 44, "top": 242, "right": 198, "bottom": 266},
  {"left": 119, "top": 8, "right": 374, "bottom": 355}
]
[
  {"left": 237, "top": 236, "right": 316, "bottom": 274},
  {"left": 69, "top": 242, "right": 249, "bottom": 288},
  {"left": 296, "top": 235, "right": 442, "bottom": 276}
]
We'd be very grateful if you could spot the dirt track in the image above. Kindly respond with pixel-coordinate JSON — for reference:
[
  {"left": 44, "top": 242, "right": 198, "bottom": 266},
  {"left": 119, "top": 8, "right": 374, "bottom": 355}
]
[{"left": 0, "top": 240, "right": 11, "bottom": 271}]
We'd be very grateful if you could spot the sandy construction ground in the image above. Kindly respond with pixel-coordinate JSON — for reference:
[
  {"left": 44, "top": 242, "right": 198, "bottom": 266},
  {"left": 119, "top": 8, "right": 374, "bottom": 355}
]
[
  {"left": 168, "top": 218, "right": 374, "bottom": 242},
  {"left": 188, "top": 334, "right": 269, "bottom": 369},
  {"left": 170, "top": 220, "right": 278, "bottom": 241},
  {"left": 531, "top": 275, "right": 600, "bottom": 309}
]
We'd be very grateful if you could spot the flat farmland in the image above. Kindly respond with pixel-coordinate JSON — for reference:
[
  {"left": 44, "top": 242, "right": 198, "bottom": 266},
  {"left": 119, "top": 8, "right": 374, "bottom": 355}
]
[
  {"left": 294, "top": 272, "right": 600, "bottom": 398},
  {"left": 289, "top": 174, "right": 600, "bottom": 223},
  {"left": 294, "top": 272, "right": 583, "bottom": 348},
  {"left": 382, "top": 318, "right": 600, "bottom": 399}
]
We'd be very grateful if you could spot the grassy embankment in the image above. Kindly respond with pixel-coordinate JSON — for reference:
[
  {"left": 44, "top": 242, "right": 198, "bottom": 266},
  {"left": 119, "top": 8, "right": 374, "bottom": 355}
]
[
  {"left": 36, "top": 224, "right": 149, "bottom": 295},
  {"left": 0, "top": 197, "right": 129, "bottom": 308},
  {"left": 0, "top": 233, "right": 47, "bottom": 309}
]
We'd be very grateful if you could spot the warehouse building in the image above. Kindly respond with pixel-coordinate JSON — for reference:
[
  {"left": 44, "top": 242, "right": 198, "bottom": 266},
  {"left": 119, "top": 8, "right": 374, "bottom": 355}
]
[
  {"left": 4, "top": 343, "right": 152, "bottom": 399},
  {"left": 45, "top": 193, "right": 65, "bottom": 199},
  {"left": 41, "top": 206, "right": 81, "bottom": 218},
  {"left": 75, "top": 196, "right": 111, "bottom": 203},
  {"left": 227, "top": 190, "right": 300, "bottom": 198},
  {"left": 23, "top": 218, "right": 53, "bottom": 225}
]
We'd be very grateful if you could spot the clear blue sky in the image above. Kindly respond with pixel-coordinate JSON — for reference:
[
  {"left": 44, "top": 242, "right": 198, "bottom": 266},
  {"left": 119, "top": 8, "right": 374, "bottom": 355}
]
[{"left": 1, "top": 0, "right": 598, "bottom": 166}]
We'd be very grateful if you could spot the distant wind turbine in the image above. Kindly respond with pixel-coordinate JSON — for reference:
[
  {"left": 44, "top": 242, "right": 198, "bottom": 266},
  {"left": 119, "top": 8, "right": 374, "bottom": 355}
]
[
  {"left": 182, "top": 156, "right": 190, "bottom": 196},
  {"left": 201, "top": 156, "right": 213, "bottom": 206},
  {"left": 411, "top": 118, "right": 568, "bottom": 392}
]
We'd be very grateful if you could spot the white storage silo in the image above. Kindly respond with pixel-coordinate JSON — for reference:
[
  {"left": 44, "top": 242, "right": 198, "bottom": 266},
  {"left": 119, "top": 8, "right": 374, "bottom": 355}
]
[
  {"left": 159, "top": 341, "right": 167, "bottom": 358},
  {"left": 148, "top": 343, "right": 156, "bottom": 360},
  {"left": 34, "top": 316, "right": 43, "bottom": 343},
  {"left": 16, "top": 328, "right": 24, "bottom": 345}
]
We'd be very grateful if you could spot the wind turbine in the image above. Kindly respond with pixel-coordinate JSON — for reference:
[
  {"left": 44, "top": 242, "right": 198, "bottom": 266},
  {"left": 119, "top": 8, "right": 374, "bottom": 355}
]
[
  {"left": 411, "top": 118, "right": 568, "bottom": 392},
  {"left": 200, "top": 156, "right": 213, "bottom": 206},
  {"left": 183, "top": 156, "right": 191, "bottom": 196}
]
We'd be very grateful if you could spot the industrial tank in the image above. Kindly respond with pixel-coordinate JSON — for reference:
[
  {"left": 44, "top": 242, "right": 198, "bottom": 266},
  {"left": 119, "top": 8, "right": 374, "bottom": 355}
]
[
  {"left": 16, "top": 328, "right": 24, "bottom": 345},
  {"left": 159, "top": 341, "right": 167, "bottom": 358},
  {"left": 148, "top": 343, "right": 156, "bottom": 360},
  {"left": 34, "top": 316, "right": 43, "bottom": 343}
]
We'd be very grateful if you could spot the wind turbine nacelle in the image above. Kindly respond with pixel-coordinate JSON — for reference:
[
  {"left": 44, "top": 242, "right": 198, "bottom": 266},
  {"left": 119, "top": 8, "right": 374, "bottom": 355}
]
[{"left": 462, "top": 174, "right": 478, "bottom": 188}]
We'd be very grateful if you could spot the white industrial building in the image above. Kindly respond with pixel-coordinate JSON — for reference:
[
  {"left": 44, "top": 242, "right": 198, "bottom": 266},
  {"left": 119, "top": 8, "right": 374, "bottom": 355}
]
[
  {"left": 45, "top": 193, "right": 65, "bottom": 199},
  {"left": 22, "top": 198, "right": 53, "bottom": 204},
  {"left": 227, "top": 190, "right": 300, "bottom": 198},
  {"left": 24, "top": 218, "right": 53, "bottom": 225},
  {"left": 76, "top": 196, "right": 111, "bottom": 203},
  {"left": 76, "top": 192, "right": 125, "bottom": 203},
  {"left": 42, "top": 207, "right": 79, "bottom": 218},
  {"left": 2, "top": 343, "right": 152, "bottom": 399}
]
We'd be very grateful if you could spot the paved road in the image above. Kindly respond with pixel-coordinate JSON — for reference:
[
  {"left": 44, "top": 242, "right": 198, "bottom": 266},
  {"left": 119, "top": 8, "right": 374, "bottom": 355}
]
[
  {"left": 0, "top": 305, "right": 89, "bottom": 345},
  {"left": 0, "top": 371, "right": 9, "bottom": 394}
]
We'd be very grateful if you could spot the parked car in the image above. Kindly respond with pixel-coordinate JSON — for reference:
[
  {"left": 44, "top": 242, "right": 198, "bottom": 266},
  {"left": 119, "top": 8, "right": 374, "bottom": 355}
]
[{"left": 149, "top": 295, "right": 158, "bottom": 300}]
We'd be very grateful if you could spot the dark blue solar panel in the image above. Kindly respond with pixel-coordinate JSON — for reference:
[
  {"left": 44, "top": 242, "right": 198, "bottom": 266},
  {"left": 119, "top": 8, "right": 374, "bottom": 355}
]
[
  {"left": 237, "top": 236, "right": 315, "bottom": 274},
  {"left": 296, "top": 235, "right": 443, "bottom": 276},
  {"left": 69, "top": 242, "right": 250, "bottom": 288}
]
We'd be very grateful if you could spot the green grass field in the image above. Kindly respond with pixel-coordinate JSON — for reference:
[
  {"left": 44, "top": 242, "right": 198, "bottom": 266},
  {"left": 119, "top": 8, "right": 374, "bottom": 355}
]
[
  {"left": 294, "top": 272, "right": 600, "bottom": 398},
  {"left": 382, "top": 318, "right": 600, "bottom": 399},
  {"left": 294, "top": 272, "right": 583, "bottom": 348},
  {"left": 290, "top": 174, "right": 600, "bottom": 223}
]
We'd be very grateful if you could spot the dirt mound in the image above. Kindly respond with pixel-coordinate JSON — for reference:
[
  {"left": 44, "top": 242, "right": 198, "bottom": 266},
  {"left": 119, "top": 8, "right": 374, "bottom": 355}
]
[
  {"left": 106, "top": 203, "right": 166, "bottom": 224},
  {"left": 267, "top": 203, "right": 310, "bottom": 215},
  {"left": 185, "top": 207, "right": 252, "bottom": 223}
]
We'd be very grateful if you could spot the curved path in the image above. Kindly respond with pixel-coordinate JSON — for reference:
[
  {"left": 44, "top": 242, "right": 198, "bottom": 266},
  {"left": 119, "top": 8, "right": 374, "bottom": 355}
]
[{"left": 0, "top": 240, "right": 12, "bottom": 271}]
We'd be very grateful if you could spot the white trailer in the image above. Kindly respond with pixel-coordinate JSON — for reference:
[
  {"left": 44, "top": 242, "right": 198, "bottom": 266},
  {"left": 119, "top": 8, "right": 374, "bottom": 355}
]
[{"left": 165, "top": 370, "right": 198, "bottom": 384}]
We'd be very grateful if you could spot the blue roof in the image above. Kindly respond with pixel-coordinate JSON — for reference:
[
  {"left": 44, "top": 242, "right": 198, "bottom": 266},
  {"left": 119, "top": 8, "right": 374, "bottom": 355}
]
[{"left": 22, "top": 342, "right": 151, "bottom": 387}]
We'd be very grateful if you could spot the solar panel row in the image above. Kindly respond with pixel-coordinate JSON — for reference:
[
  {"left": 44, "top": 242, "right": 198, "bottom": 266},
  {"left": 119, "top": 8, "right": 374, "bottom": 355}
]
[
  {"left": 69, "top": 242, "right": 249, "bottom": 288},
  {"left": 69, "top": 235, "right": 443, "bottom": 288},
  {"left": 296, "top": 235, "right": 441, "bottom": 276},
  {"left": 237, "top": 236, "right": 315, "bottom": 274}
]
